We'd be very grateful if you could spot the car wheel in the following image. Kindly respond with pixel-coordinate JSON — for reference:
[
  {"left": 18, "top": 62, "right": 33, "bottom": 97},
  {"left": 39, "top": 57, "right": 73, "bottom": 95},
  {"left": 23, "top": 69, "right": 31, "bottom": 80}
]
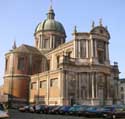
[{"left": 112, "top": 114, "right": 116, "bottom": 119}]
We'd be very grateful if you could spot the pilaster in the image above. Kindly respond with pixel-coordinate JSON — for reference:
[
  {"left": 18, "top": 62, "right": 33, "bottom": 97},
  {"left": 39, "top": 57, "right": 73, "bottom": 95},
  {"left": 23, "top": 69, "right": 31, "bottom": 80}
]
[{"left": 86, "top": 40, "right": 89, "bottom": 58}]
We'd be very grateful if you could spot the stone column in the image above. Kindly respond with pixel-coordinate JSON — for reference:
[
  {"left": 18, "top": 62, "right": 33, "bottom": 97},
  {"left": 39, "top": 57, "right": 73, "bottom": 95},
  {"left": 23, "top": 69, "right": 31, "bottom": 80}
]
[
  {"left": 91, "top": 72, "right": 95, "bottom": 105},
  {"left": 90, "top": 37, "right": 94, "bottom": 58},
  {"left": 92, "top": 73, "right": 95, "bottom": 98},
  {"left": 78, "top": 40, "right": 81, "bottom": 58},
  {"left": 86, "top": 72, "right": 89, "bottom": 99},
  {"left": 52, "top": 36, "right": 55, "bottom": 48},
  {"left": 65, "top": 71, "right": 68, "bottom": 99},
  {"left": 74, "top": 40, "right": 76, "bottom": 58},
  {"left": 107, "top": 76, "right": 110, "bottom": 98},
  {"left": 63, "top": 71, "right": 66, "bottom": 100},
  {"left": 79, "top": 73, "right": 81, "bottom": 99},
  {"left": 36, "top": 73, "right": 40, "bottom": 104},
  {"left": 95, "top": 40, "right": 97, "bottom": 58},
  {"left": 75, "top": 73, "right": 79, "bottom": 100},
  {"left": 59, "top": 69, "right": 64, "bottom": 105},
  {"left": 42, "top": 38, "right": 44, "bottom": 48},
  {"left": 95, "top": 72, "right": 98, "bottom": 98},
  {"left": 38, "top": 35, "right": 40, "bottom": 49},
  {"left": 105, "top": 42, "right": 109, "bottom": 61},
  {"left": 93, "top": 39, "right": 95, "bottom": 57},
  {"left": 86, "top": 40, "right": 89, "bottom": 58},
  {"left": 50, "top": 35, "right": 52, "bottom": 49},
  {"left": 40, "top": 34, "right": 43, "bottom": 49},
  {"left": 46, "top": 72, "right": 49, "bottom": 105}
]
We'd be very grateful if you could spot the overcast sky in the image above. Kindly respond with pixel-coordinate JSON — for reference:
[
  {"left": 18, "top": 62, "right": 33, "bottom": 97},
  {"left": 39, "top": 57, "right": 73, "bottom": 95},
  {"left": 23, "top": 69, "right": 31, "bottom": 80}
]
[{"left": 0, "top": 0, "right": 125, "bottom": 85}]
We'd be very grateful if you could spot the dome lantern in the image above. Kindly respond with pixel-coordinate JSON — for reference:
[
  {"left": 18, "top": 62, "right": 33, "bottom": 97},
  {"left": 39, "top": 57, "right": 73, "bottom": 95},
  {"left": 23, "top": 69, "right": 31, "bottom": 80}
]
[{"left": 47, "top": 5, "right": 55, "bottom": 20}]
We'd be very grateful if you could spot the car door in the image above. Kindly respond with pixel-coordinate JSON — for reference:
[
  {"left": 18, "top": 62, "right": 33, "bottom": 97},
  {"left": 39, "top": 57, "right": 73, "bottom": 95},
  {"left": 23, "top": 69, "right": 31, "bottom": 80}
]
[{"left": 115, "top": 107, "right": 124, "bottom": 118}]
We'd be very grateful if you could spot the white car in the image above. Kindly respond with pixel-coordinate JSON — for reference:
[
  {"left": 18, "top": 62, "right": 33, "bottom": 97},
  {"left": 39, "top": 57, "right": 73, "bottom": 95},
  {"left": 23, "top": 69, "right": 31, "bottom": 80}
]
[{"left": 0, "top": 110, "right": 9, "bottom": 118}]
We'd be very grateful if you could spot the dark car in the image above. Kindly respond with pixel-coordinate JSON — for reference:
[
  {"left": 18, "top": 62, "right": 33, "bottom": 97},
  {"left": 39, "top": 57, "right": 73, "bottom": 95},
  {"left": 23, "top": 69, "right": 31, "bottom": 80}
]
[
  {"left": 44, "top": 105, "right": 57, "bottom": 114},
  {"left": 35, "top": 105, "right": 47, "bottom": 113},
  {"left": 103, "top": 105, "right": 125, "bottom": 119},
  {"left": 84, "top": 106, "right": 104, "bottom": 117},
  {"left": 59, "top": 105, "right": 71, "bottom": 114},
  {"left": 68, "top": 105, "right": 82, "bottom": 115},
  {"left": 76, "top": 105, "right": 90, "bottom": 116}
]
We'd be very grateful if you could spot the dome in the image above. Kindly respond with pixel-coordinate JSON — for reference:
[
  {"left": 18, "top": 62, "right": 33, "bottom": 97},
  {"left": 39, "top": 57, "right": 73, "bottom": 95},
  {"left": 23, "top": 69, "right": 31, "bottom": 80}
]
[
  {"left": 35, "top": 19, "right": 66, "bottom": 34},
  {"left": 35, "top": 6, "right": 66, "bottom": 36}
]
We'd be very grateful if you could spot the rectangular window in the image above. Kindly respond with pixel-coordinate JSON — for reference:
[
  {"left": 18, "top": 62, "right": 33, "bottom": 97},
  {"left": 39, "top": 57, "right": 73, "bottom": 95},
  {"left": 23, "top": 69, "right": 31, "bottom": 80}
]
[
  {"left": 40, "top": 80, "right": 47, "bottom": 88},
  {"left": 18, "top": 57, "right": 25, "bottom": 70},
  {"left": 31, "top": 82, "right": 36, "bottom": 89},
  {"left": 50, "top": 78, "right": 58, "bottom": 87}
]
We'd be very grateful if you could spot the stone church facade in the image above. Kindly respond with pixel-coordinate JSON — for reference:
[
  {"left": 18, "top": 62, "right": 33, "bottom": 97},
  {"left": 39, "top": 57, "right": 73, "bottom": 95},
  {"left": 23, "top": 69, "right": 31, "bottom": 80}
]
[{"left": 3, "top": 5, "right": 119, "bottom": 106}]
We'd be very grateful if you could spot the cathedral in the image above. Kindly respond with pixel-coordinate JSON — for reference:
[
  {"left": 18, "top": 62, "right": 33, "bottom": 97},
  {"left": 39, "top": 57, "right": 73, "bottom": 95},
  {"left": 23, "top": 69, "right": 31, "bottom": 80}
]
[{"left": 3, "top": 5, "right": 119, "bottom": 107}]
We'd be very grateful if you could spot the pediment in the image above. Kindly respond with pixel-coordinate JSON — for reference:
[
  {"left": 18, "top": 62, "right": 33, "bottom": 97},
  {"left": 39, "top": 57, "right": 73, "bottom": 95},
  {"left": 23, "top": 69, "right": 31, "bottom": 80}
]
[{"left": 90, "top": 26, "right": 110, "bottom": 39}]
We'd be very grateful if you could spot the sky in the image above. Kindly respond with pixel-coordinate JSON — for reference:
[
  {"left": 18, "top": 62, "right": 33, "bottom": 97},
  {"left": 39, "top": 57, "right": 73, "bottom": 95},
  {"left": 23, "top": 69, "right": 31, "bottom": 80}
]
[{"left": 0, "top": 0, "right": 125, "bottom": 85}]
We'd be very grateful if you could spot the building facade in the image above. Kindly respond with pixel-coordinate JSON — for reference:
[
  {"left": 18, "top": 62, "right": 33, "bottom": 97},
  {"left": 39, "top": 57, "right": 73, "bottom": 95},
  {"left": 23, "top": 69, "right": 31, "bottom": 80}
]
[{"left": 3, "top": 5, "right": 119, "bottom": 106}]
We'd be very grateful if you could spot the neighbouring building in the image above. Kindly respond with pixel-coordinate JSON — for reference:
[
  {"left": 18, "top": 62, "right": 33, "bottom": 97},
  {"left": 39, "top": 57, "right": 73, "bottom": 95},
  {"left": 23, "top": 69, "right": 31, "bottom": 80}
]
[
  {"left": 3, "top": 5, "right": 120, "bottom": 107},
  {"left": 118, "top": 78, "right": 125, "bottom": 104}
]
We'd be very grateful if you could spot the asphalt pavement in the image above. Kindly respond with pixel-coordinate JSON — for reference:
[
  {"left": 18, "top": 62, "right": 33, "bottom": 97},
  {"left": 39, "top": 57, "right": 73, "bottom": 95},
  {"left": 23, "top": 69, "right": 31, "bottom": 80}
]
[{"left": 8, "top": 109, "right": 102, "bottom": 119}]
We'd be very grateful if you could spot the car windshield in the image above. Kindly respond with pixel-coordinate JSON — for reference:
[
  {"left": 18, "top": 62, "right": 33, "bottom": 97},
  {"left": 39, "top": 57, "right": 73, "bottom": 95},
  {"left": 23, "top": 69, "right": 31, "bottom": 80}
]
[{"left": 69, "top": 105, "right": 80, "bottom": 111}]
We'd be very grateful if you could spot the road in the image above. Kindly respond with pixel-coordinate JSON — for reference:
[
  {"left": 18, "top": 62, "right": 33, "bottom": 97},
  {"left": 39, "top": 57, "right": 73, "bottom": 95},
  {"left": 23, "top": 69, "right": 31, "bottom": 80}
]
[{"left": 8, "top": 109, "right": 103, "bottom": 119}]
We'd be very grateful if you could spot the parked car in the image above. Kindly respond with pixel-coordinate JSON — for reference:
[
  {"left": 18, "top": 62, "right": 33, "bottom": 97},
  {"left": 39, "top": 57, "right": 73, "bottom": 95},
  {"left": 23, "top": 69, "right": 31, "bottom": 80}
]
[
  {"left": 84, "top": 106, "right": 104, "bottom": 117},
  {"left": 76, "top": 105, "right": 90, "bottom": 116},
  {"left": 68, "top": 105, "right": 81, "bottom": 115},
  {"left": 50, "top": 106, "right": 63, "bottom": 114},
  {"left": 44, "top": 105, "right": 57, "bottom": 114},
  {"left": 59, "top": 105, "right": 71, "bottom": 114},
  {"left": 18, "top": 105, "right": 30, "bottom": 112},
  {"left": 103, "top": 105, "right": 125, "bottom": 119},
  {"left": 29, "top": 105, "right": 35, "bottom": 113},
  {"left": 35, "top": 105, "right": 47, "bottom": 113},
  {"left": 0, "top": 110, "right": 9, "bottom": 118}
]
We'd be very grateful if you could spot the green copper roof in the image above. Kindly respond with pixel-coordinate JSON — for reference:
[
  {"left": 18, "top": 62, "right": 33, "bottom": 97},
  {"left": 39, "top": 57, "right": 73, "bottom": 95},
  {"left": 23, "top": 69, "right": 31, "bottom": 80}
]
[{"left": 35, "top": 19, "right": 66, "bottom": 34}]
